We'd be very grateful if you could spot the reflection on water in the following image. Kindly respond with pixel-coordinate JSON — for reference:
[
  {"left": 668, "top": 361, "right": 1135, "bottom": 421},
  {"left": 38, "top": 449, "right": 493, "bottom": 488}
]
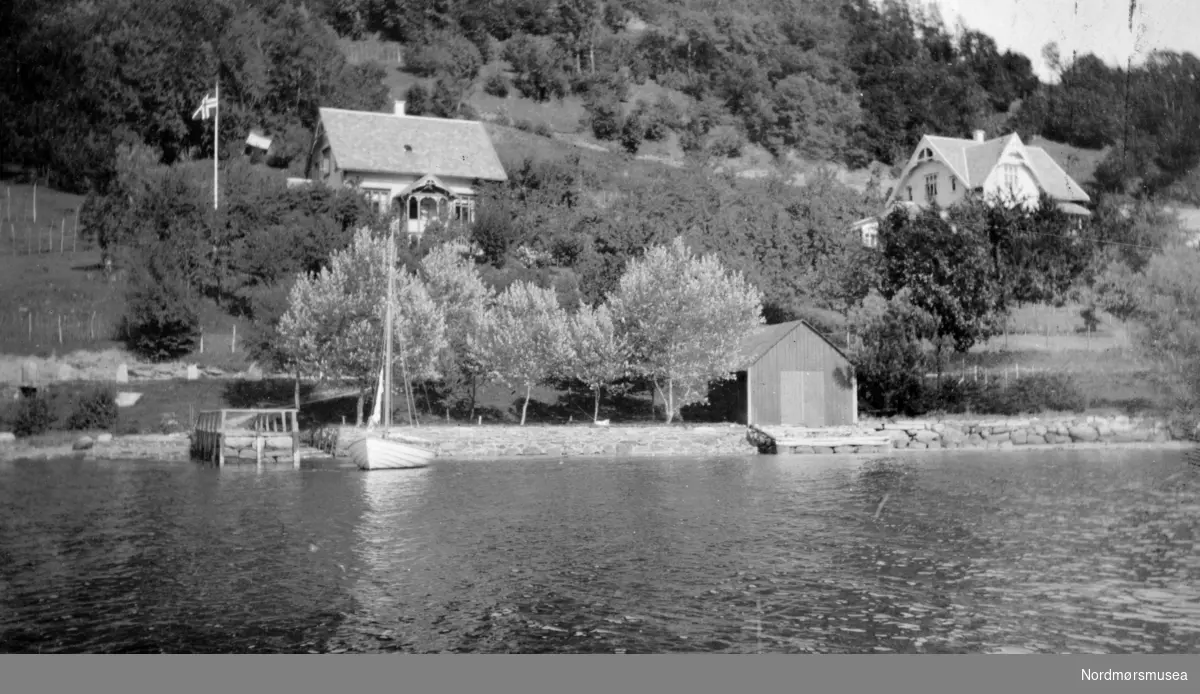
[{"left": 1, "top": 448, "right": 1198, "bottom": 653}]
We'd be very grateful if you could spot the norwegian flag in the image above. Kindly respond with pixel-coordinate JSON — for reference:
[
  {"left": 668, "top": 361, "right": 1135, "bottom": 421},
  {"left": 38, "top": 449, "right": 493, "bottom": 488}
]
[{"left": 192, "top": 93, "right": 218, "bottom": 121}]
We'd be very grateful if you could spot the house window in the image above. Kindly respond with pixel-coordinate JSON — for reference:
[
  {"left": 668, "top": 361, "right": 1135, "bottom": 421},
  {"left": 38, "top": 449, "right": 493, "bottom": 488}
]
[
  {"left": 362, "top": 188, "right": 390, "bottom": 214},
  {"left": 861, "top": 225, "right": 878, "bottom": 248},
  {"left": 1003, "top": 165, "right": 1020, "bottom": 192},
  {"left": 321, "top": 149, "right": 331, "bottom": 176},
  {"left": 925, "top": 174, "right": 938, "bottom": 201},
  {"left": 408, "top": 197, "right": 419, "bottom": 220},
  {"left": 951, "top": 176, "right": 957, "bottom": 192},
  {"left": 907, "top": 186, "right": 913, "bottom": 202},
  {"left": 453, "top": 199, "right": 476, "bottom": 223}
]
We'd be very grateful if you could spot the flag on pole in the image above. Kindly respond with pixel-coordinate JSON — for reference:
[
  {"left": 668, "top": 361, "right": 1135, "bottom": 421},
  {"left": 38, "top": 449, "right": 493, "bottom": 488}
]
[{"left": 193, "top": 93, "right": 218, "bottom": 121}]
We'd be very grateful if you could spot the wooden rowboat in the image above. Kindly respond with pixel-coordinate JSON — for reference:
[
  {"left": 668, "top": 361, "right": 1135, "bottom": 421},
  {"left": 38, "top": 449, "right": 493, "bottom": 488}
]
[{"left": 348, "top": 434, "right": 435, "bottom": 470}]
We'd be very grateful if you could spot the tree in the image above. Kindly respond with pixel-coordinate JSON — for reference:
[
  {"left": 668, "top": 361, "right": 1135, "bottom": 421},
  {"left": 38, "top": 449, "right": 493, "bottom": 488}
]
[
  {"left": 121, "top": 242, "right": 202, "bottom": 361},
  {"left": 1123, "top": 244, "right": 1200, "bottom": 409},
  {"left": 420, "top": 241, "right": 494, "bottom": 418},
  {"left": 608, "top": 237, "right": 764, "bottom": 423},
  {"left": 876, "top": 206, "right": 1006, "bottom": 365},
  {"left": 277, "top": 227, "right": 446, "bottom": 425},
  {"left": 850, "top": 289, "right": 935, "bottom": 416},
  {"left": 565, "top": 302, "right": 629, "bottom": 421},
  {"left": 484, "top": 281, "right": 572, "bottom": 425}
]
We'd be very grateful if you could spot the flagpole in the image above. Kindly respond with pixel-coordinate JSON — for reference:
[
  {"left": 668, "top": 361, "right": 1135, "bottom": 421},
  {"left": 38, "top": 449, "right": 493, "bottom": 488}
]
[{"left": 213, "top": 77, "right": 219, "bottom": 210}]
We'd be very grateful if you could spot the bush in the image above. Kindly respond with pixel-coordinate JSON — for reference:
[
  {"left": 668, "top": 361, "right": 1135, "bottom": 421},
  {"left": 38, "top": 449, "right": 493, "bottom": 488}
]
[
  {"left": 708, "top": 129, "right": 745, "bottom": 158},
  {"left": 620, "top": 113, "right": 644, "bottom": 154},
  {"left": 122, "top": 247, "right": 201, "bottom": 361},
  {"left": 483, "top": 72, "right": 510, "bottom": 98},
  {"left": 515, "top": 119, "right": 535, "bottom": 133},
  {"left": 921, "top": 372, "right": 1087, "bottom": 416},
  {"left": 66, "top": 386, "right": 119, "bottom": 431},
  {"left": 12, "top": 396, "right": 55, "bottom": 438},
  {"left": 404, "top": 82, "right": 430, "bottom": 116},
  {"left": 404, "top": 31, "right": 483, "bottom": 82},
  {"left": 533, "top": 122, "right": 553, "bottom": 138}
]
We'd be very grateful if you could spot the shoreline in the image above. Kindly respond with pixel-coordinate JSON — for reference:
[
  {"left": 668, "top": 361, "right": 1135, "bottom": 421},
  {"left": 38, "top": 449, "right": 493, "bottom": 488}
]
[{"left": 0, "top": 429, "right": 1194, "bottom": 464}]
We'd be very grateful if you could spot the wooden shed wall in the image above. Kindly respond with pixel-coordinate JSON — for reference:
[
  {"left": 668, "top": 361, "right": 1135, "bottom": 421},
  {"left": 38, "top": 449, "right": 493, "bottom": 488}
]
[{"left": 747, "top": 324, "right": 856, "bottom": 427}]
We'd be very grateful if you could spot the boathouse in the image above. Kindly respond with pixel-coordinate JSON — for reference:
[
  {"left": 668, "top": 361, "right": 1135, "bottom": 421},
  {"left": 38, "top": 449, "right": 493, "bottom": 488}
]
[{"left": 732, "top": 320, "right": 857, "bottom": 427}]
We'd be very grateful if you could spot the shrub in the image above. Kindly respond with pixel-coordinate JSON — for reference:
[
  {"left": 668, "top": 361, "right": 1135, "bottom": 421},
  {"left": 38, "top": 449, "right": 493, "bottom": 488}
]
[
  {"left": 404, "top": 31, "right": 483, "bottom": 82},
  {"left": 922, "top": 372, "right": 1087, "bottom": 416},
  {"left": 66, "top": 386, "right": 119, "bottom": 431},
  {"left": 533, "top": 122, "right": 553, "bottom": 138},
  {"left": 12, "top": 396, "right": 55, "bottom": 438},
  {"left": 620, "top": 113, "right": 644, "bottom": 154},
  {"left": 122, "top": 247, "right": 201, "bottom": 361},
  {"left": 483, "top": 72, "right": 510, "bottom": 98},
  {"left": 708, "top": 129, "right": 745, "bottom": 158},
  {"left": 515, "top": 119, "right": 535, "bottom": 133},
  {"left": 404, "top": 82, "right": 430, "bottom": 116}
]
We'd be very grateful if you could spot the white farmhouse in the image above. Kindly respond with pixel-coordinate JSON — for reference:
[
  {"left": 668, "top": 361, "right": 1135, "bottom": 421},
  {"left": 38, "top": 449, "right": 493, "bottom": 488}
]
[
  {"left": 885, "top": 129, "right": 1091, "bottom": 215},
  {"left": 853, "top": 130, "right": 1092, "bottom": 248},
  {"left": 305, "top": 101, "right": 508, "bottom": 236}
]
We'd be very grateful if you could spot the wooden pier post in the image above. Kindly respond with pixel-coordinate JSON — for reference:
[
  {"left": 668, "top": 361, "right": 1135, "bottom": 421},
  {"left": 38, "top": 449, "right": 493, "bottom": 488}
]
[{"left": 218, "top": 410, "right": 227, "bottom": 467}]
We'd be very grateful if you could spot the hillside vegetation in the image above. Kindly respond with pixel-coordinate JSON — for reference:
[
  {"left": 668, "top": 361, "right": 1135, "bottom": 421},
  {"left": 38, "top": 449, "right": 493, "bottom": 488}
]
[{"left": 3, "top": 0, "right": 1200, "bottom": 425}]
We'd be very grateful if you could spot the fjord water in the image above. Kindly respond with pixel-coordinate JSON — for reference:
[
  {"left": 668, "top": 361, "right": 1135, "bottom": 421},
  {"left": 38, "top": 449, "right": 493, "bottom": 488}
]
[{"left": 1, "top": 449, "right": 1198, "bottom": 654}]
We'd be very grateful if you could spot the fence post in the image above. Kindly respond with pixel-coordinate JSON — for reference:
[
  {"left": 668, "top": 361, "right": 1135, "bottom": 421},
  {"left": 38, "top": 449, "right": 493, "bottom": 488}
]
[
  {"left": 231, "top": 324, "right": 236, "bottom": 353},
  {"left": 1015, "top": 363, "right": 1019, "bottom": 380},
  {"left": 89, "top": 311, "right": 96, "bottom": 340},
  {"left": 27, "top": 311, "right": 32, "bottom": 341},
  {"left": 73, "top": 209, "right": 79, "bottom": 252},
  {"left": 199, "top": 330, "right": 204, "bottom": 354},
  {"left": 59, "top": 218, "right": 65, "bottom": 253},
  {"left": 57, "top": 314, "right": 63, "bottom": 345}
]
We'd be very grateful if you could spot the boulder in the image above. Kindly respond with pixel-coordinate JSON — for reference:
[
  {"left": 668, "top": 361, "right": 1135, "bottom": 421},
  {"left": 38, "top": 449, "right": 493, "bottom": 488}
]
[
  {"left": 1094, "top": 419, "right": 1114, "bottom": 437},
  {"left": 940, "top": 427, "right": 966, "bottom": 444},
  {"left": 1032, "top": 424, "right": 1048, "bottom": 436},
  {"left": 1069, "top": 425, "right": 1099, "bottom": 442},
  {"left": 96, "top": 433, "right": 114, "bottom": 443},
  {"left": 0, "top": 432, "right": 15, "bottom": 444},
  {"left": 926, "top": 441, "right": 942, "bottom": 450},
  {"left": 997, "top": 440, "right": 1014, "bottom": 450},
  {"left": 907, "top": 441, "right": 927, "bottom": 450},
  {"left": 115, "top": 363, "right": 129, "bottom": 384},
  {"left": 73, "top": 436, "right": 95, "bottom": 451},
  {"left": 1010, "top": 429, "right": 1028, "bottom": 445},
  {"left": 1026, "top": 434, "right": 1046, "bottom": 446},
  {"left": 186, "top": 365, "right": 200, "bottom": 381},
  {"left": 812, "top": 446, "right": 834, "bottom": 454},
  {"left": 833, "top": 446, "right": 856, "bottom": 454},
  {"left": 57, "top": 364, "right": 75, "bottom": 382},
  {"left": 967, "top": 433, "right": 984, "bottom": 446},
  {"left": 913, "top": 429, "right": 940, "bottom": 444},
  {"left": 886, "top": 429, "right": 911, "bottom": 443}
]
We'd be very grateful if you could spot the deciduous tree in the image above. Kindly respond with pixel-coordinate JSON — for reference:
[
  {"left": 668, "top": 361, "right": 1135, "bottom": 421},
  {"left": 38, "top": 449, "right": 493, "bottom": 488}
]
[
  {"left": 608, "top": 237, "right": 764, "bottom": 423},
  {"left": 484, "top": 280, "right": 572, "bottom": 425}
]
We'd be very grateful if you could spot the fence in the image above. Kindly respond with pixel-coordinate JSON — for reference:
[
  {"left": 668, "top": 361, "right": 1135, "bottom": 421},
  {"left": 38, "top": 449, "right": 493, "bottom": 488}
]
[
  {"left": 338, "top": 38, "right": 403, "bottom": 66},
  {"left": 1, "top": 215, "right": 86, "bottom": 256},
  {"left": 0, "top": 308, "right": 245, "bottom": 355}
]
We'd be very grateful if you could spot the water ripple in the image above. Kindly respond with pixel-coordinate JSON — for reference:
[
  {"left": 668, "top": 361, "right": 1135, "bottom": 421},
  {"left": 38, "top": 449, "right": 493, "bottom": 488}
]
[{"left": 1, "top": 449, "right": 1198, "bottom": 653}]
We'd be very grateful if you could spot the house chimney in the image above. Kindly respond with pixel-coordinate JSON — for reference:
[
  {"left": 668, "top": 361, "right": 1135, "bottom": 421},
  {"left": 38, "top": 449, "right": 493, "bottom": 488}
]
[
  {"left": 973, "top": 129, "right": 985, "bottom": 143},
  {"left": 394, "top": 100, "right": 406, "bottom": 116}
]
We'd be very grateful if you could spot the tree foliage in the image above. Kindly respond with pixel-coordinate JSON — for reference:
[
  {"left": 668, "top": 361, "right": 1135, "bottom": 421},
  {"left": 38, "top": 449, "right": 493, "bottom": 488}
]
[
  {"left": 564, "top": 302, "right": 629, "bottom": 421},
  {"left": 484, "top": 280, "right": 572, "bottom": 424},
  {"left": 608, "top": 237, "right": 763, "bottom": 423}
]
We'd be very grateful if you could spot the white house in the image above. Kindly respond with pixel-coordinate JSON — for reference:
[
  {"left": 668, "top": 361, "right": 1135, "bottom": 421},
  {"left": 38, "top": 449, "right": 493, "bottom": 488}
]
[
  {"left": 886, "top": 130, "right": 1091, "bottom": 214},
  {"left": 855, "top": 130, "right": 1092, "bottom": 247},
  {"left": 305, "top": 101, "right": 508, "bottom": 236}
]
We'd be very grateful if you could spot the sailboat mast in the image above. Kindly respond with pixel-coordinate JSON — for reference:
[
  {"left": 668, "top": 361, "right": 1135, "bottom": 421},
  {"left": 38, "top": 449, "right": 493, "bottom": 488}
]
[{"left": 383, "top": 223, "right": 395, "bottom": 430}]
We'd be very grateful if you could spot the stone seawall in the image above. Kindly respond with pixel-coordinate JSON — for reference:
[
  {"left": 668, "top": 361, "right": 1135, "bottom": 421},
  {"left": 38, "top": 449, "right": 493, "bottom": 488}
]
[
  {"left": 329, "top": 424, "right": 758, "bottom": 460},
  {"left": 765, "top": 415, "right": 1184, "bottom": 455}
]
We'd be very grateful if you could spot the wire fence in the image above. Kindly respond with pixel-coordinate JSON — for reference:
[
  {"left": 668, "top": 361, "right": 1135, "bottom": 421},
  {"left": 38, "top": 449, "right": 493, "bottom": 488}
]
[
  {"left": 0, "top": 308, "right": 245, "bottom": 355},
  {"left": 0, "top": 215, "right": 87, "bottom": 256}
]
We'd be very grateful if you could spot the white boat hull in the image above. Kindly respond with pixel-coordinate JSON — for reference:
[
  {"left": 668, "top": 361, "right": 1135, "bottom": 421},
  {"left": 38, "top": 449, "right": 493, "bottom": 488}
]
[{"left": 348, "top": 435, "right": 435, "bottom": 470}]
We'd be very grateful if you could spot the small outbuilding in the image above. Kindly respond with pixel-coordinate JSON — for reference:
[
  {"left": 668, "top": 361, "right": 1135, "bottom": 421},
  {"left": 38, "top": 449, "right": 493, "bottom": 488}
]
[{"left": 731, "top": 320, "right": 858, "bottom": 427}]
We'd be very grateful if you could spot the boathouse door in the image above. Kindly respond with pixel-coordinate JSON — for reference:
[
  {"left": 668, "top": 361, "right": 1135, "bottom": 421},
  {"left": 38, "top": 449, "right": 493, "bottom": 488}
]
[{"left": 779, "top": 371, "right": 825, "bottom": 427}]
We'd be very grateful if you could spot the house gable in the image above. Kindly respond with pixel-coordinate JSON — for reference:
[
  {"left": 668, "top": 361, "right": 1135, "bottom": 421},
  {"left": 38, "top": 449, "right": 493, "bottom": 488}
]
[{"left": 886, "top": 131, "right": 1090, "bottom": 214}]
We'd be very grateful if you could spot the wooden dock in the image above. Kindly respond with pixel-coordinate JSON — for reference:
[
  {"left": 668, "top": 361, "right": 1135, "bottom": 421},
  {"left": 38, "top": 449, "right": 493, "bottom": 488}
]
[
  {"left": 749, "top": 425, "right": 893, "bottom": 455},
  {"left": 192, "top": 409, "right": 301, "bottom": 468}
]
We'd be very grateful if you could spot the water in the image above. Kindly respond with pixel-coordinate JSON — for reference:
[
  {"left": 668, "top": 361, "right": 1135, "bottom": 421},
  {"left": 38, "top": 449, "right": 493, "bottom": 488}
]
[{"left": 1, "top": 449, "right": 1198, "bottom": 653}]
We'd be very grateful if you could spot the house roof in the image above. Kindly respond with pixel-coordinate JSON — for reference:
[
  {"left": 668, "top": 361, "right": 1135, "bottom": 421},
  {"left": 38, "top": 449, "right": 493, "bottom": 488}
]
[
  {"left": 317, "top": 107, "right": 508, "bottom": 182},
  {"left": 888, "top": 132, "right": 1090, "bottom": 206},
  {"left": 735, "top": 320, "right": 851, "bottom": 371}
]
